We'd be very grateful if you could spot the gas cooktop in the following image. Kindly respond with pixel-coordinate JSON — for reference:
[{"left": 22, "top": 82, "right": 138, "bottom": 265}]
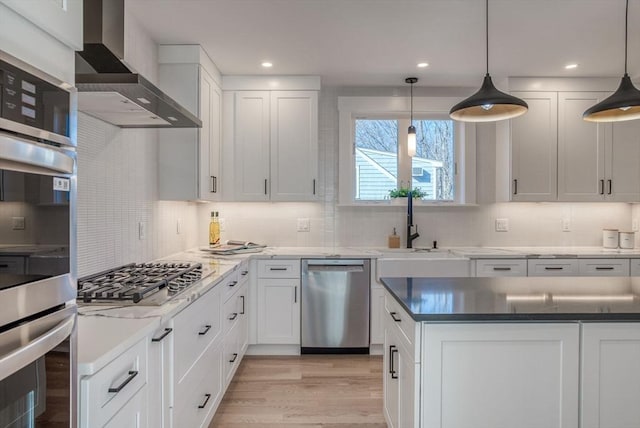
[{"left": 77, "top": 262, "right": 203, "bottom": 305}]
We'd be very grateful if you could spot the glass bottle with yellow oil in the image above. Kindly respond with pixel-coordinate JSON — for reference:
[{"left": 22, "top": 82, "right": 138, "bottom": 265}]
[{"left": 209, "top": 211, "right": 220, "bottom": 246}]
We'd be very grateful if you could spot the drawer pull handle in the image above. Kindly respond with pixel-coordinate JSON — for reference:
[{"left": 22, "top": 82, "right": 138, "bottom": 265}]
[
  {"left": 151, "top": 328, "right": 173, "bottom": 342},
  {"left": 390, "top": 312, "right": 401, "bottom": 322},
  {"left": 108, "top": 370, "right": 138, "bottom": 393},
  {"left": 198, "top": 393, "right": 212, "bottom": 409},
  {"left": 544, "top": 267, "right": 564, "bottom": 270},
  {"left": 240, "top": 295, "right": 245, "bottom": 314},
  {"left": 228, "top": 313, "right": 238, "bottom": 321},
  {"left": 241, "top": 270, "right": 249, "bottom": 276},
  {"left": 269, "top": 267, "right": 288, "bottom": 271},
  {"left": 229, "top": 353, "right": 238, "bottom": 363},
  {"left": 228, "top": 280, "right": 238, "bottom": 287},
  {"left": 596, "top": 266, "right": 615, "bottom": 270},
  {"left": 492, "top": 267, "right": 512, "bottom": 271},
  {"left": 389, "top": 345, "right": 398, "bottom": 379},
  {"left": 0, "top": 264, "right": 9, "bottom": 268},
  {"left": 198, "top": 325, "right": 212, "bottom": 336},
  {"left": 599, "top": 179, "right": 605, "bottom": 195}
]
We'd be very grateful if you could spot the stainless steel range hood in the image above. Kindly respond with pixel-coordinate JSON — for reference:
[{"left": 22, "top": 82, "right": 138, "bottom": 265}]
[{"left": 75, "top": 0, "right": 201, "bottom": 128}]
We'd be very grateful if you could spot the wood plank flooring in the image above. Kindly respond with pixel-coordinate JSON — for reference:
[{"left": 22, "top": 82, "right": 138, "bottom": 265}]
[{"left": 209, "top": 355, "right": 386, "bottom": 428}]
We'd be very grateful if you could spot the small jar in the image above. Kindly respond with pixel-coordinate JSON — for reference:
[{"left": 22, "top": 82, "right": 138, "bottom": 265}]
[
  {"left": 619, "top": 231, "right": 635, "bottom": 249},
  {"left": 603, "top": 229, "right": 619, "bottom": 249}
]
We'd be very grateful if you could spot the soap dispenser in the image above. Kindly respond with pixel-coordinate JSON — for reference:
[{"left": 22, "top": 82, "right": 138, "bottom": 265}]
[{"left": 388, "top": 228, "right": 400, "bottom": 248}]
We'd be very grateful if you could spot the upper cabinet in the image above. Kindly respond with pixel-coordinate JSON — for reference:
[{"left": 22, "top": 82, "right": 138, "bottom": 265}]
[
  {"left": 158, "top": 46, "right": 222, "bottom": 202},
  {"left": 222, "top": 76, "right": 320, "bottom": 202},
  {"left": 497, "top": 79, "right": 640, "bottom": 203}
]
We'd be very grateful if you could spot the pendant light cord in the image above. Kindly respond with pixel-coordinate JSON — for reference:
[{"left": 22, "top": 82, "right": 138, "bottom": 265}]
[
  {"left": 625, "top": 0, "right": 629, "bottom": 74},
  {"left": 410, "top": 82, "right": 414, "bottom": 123},
  {"left": 485, "top": 0, "right": 489, "bottom": 75}
]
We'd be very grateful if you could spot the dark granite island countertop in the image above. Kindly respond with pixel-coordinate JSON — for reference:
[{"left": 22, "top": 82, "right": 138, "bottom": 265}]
[{"left": 380, "top": 276, "right": 640, "bottom": 321}]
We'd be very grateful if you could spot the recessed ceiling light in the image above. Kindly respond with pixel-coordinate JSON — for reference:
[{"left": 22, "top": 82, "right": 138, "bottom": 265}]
[
  {"left": 417, "top": 62, "right": 429, "bottom": 68},
  {"left": 261, "top": 62, "right": 273, "bottom": 68},
  {"left": 565, "top": 63, "right": 578, "bottom": 70}
]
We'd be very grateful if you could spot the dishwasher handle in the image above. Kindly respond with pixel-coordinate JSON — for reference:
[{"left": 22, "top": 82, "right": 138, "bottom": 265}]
[{"left": 306, "top": 265, "right": 364, "bottom": 273}]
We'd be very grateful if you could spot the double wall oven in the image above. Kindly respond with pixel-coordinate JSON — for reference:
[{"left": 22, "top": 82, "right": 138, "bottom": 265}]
[{"left": 0, "top": 50, "right": 77, "bottom": 427}]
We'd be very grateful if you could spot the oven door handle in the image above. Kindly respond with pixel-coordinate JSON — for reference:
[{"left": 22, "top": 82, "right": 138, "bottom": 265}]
[
  {"left": 0, "top": 133, "right": 74, "bottom": 174},
  {"left": 0, "top": 307, "right": 75, "bottom": 382}
]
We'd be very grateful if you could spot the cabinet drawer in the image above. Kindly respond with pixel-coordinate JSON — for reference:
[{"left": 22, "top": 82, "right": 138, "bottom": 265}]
[
  {"left": 579, "top": 259, "right": 630, "bottom": 276},
  {"left": 81, "top": 338, "right": 148, "bottom": 428},
  {"left": 257, "top": 259, "right": 300, "bottom": 278},
  {"left": 223, "top": 321, "right": 242, "bottom": 387},
  {"left": 173, "top": 285, "right": 222, "bottom": 384},
  {"left": 475, "top": 259, "right": 527, "bottom": 277},
  {"left": 174, "top": 341, "right": 223, "bottom": 428},
  {"left": 630, "top": 259, "right": 640, "bottom": 276},
  {"left": 103, "top": 385, "right": 147, "bottom": 428},
  {"left": 237, "top": 260, "right": 250, "bottom": 286},
  {"left": 384, "top": 293, "right": 418, "bottom": 362},
  {"left": 0, "top": 256, "right": 25, "bottom": 274},
  {"left": 221, "top": 269, "right": 240, "bottom": 303},
  {"left": 223, "top": 285, "right": 245, "bottom": 335},
  {"left": 528, "top": 259, "right": 579, "bottom": 276}
]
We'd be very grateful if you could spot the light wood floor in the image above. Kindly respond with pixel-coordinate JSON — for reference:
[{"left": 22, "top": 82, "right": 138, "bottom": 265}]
[{"left": 209, "top": 355, "right": 386, "bottom": 428}]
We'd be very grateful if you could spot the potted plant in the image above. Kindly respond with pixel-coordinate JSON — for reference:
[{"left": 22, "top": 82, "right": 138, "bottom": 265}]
[{"left": 388, "top": 186, "right": 426, "bottom": 202}]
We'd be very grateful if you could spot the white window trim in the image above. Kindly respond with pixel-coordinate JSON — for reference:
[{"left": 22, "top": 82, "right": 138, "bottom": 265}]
[{"left": 338, "top": 96, "right": 476, "bottom": 205}]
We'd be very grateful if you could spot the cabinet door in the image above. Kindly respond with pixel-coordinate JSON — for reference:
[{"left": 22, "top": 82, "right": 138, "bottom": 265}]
[
  {"left": 510, "top": 92, "right": 558, "bottom": 201},
  {"left": 581, "top": 323, "right": 640, "bottom": 428},
  {"left": 422, "top": 323, "right": 579, "bottom": 428},
  {"left": 397, "top": 343, "right": 417, "bottom": 428},
  {"left": 606, "top": 120, "right": 640, "bottom": 201},
  {"left": 147, "top": 324, "right": 173, "bottom": 428},
  {"left": 257, "top": 278, "right": 300, "bottom": 344},
  {"left": 104, "top": 386, "right": 147, "bottom": 428},
  {"left": 370, "top": 287, "right": 386, "bottom": 345},
  {"left": 234, "top": 91, "right": 271, "bottom": 201},
  {"left": 270, "top": 91, "right": 318, "bottom": 201},
  {"left": 383, "top": 325, "right": 400, "bottom": 428},
  {"left": 558, "top": 92, "right": 606, "bottom": 201},
  {"left": 197, "top": 68, "right": 217, "bottom": 201}
]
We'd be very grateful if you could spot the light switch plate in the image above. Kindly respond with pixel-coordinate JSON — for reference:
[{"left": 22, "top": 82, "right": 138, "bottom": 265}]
[
  {"left": 495, "top": 218, "right": 509, "bottom": 232},
  {"left": 138, "top": 221, "right": 146, "bottom": 240},
  {"left": 297, "top": 218, "right": 310, "bottom": 232},
  {"left": 562, "top": 217, "right": 571, "bottom": 232},
  {"left": 176, "top": 218, "right": 181, "bottom": 235},
  {"left": 12, "top": 217, "right": 25, "bottom": 230},
  {"left": 633, "top": 218, "right": 639, "bottom": 232}
]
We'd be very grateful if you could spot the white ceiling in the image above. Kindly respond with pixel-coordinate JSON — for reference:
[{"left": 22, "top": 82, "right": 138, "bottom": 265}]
[{"left": 126, "top": 0, "right": 640, "bottom": 87}]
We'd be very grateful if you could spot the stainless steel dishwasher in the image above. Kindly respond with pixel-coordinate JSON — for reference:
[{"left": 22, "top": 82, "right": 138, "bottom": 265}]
[{"left": 301, "top": 259, "right": 371, "bottom": 354}]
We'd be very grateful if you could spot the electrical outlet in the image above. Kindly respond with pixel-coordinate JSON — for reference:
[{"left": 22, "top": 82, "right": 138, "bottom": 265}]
[
  {"left": 138, "top": 221, "right": 146, "bottom": 240},
  {"left": 633, "top": 218, "right": 639, "bottom": 232},
  {"left": 562, "top": 217, "right": 571, "bottom": 232},
  {"left": 11, "top": 217, "right": 25, "bottom": 230},
  {"left": 297, "top": 218, "right": 311, "bottom": 232},
  {"left": 176, "top": 218, "right": 181, "bottom": 235},
  {"left": 495, "top": 218, "right": 509, "bottom": 232}
]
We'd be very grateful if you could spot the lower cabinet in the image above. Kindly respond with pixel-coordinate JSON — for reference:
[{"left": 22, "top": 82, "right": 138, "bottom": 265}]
[{"left": 103, "top": 386, "right": 147, "bottom": 428}]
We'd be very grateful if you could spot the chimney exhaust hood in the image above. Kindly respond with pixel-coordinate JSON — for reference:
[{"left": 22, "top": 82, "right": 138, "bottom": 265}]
[{"left": 76, "top": 0, "right": 201, "bottom": 128}]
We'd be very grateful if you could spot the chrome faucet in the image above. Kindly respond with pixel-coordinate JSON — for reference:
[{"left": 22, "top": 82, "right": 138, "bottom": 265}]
[{"left": 407, "top": 191, "right": 420, "bottom": 248}]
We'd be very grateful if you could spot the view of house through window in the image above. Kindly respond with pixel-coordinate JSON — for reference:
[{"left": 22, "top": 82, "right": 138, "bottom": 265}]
[{"left": 354, "top": 118, "right": 455, "bottom": 201}]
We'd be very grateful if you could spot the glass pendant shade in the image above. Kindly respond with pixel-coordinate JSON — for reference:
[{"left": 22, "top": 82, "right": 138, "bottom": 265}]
[
  {"left": 407, "top": 125, "right": 417, "bottom": 157},
  {"left": 583, "top": 74, "right": 640, "bottom": 122},
  {"left": 450, "top": 74, "right": 528, "bottom": 122}
]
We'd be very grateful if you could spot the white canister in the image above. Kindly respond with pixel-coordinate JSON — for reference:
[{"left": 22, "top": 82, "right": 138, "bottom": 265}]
[
  {"left": 619, "top": 231, "right": 635, "bottom": 249},
  {"left": 603, "top": 229, "right": 619, "bottom": 249}
]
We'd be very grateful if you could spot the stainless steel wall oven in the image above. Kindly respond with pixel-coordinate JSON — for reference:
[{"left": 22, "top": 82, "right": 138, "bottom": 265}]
[{"left": 0, "top": 50, "right": 77, "bottom": 428}]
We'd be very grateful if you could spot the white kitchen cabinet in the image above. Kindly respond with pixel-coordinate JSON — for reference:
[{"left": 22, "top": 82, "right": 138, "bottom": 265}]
[
  {"left": 606, "top": 120, "right": 640, "bottom": 201},
  {"left": 578, "top": 258, "right": 629, "bottom": 276},
  {"left": 1, "top": 0, "right": 83, "bottom": 50},
  {"left": 581, "top": 323, "right": 640, "bottom": 428},
  {"left": 370, "top": 285, "right": 386, "bottom": 345},
  {"left": 503, "top": 92, "right": 558, "bottom": 202},
  {"left": 225, "top": 82, "right": 319, "bottom": 202},
  {"left": 528, "top": 259, "right": 579, "bottom": 276},
  {"left": 422, "top": 323, "right": 580, "bottom": 428},
  {"left": 257, "top": 278, "right": 300, "bottom": 344},
  {"left": 104, "top": 386, "right": 147, "bottom": 428},
  {"left": 147, "top": 324, "right": 173, "bottom": 428},
  {"left": 158, "top": 46, "right": 222, "bottom": 201},
  {"left": 475, "top": 259, "right": 527, "bottom": 276}
]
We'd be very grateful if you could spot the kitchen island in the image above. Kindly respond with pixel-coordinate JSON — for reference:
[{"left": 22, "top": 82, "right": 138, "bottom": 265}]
[{"left": 380, "top": 276, "right": 640, "bottom": 428}]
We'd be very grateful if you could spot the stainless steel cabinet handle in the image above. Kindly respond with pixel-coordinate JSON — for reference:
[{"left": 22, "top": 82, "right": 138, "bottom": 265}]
[
  {"left": 608, "top": 179, "right": 612, "bottom": 195},
  {"left": 108, "top": 371, "right": 138, "bottom": 393},
  {"left": 389, "top": 345, "right": 398, "bottom": 379},
  {"left": 513, "top": 179, "right": 518, "bottom": 195},
  {"left": 544, "top": 267, "right": 564, "bottom": 270},
  {"left": 228, "top": 313, "right": 238, "bottom": 321},
  {"left": 198, "top": 325, "right": 212, "bottom": 336},
  {"left": 595, "top": 266, "right": 615, "bottom": 270},
  {"left": 240, "top": 296, "right": 245, "bottom": 314},
  {"left": 599, "top": 179, "right": 605, "bottom": 195},
  {"left": 390, "top": 312, "right": 401, "bottom": 322},
  {"left": 228, "top": 280, "right": 238, "bottom": 287},
  {"left": 229, "top": 353, "right": 238, "bottom": 363},
  {"left": 493, "top": 267, "right": 512, "bottom": 271},
  {"left": 198, "top": 393, "right": 212, "bottom": 409},
  {"left": 151, "top": 328, "right": 173, "bottom": 342}
]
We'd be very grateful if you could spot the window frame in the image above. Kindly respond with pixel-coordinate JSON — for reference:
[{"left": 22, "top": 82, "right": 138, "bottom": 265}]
[{"left": 338, "top": 96, "right": 477, "bottom": 205}]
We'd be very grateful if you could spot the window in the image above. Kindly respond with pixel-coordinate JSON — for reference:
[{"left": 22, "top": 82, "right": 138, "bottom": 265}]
[
  {"left": 338, "top": 96, "right": 476, "bottom": 205},
  {"left": 354, "top": 118, "right": 455, "bottom": 201}
]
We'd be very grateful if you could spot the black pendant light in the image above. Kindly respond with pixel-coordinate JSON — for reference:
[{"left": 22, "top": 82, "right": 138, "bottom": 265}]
[
  {"left": 583, "top": 0, "right": 640, "bottom": 122},
  {"left": 406, "top": 77, "right": 418, "bottom": 157},
  {"left": 449, "top": 0, "right": 528, "bottom": 122}
]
